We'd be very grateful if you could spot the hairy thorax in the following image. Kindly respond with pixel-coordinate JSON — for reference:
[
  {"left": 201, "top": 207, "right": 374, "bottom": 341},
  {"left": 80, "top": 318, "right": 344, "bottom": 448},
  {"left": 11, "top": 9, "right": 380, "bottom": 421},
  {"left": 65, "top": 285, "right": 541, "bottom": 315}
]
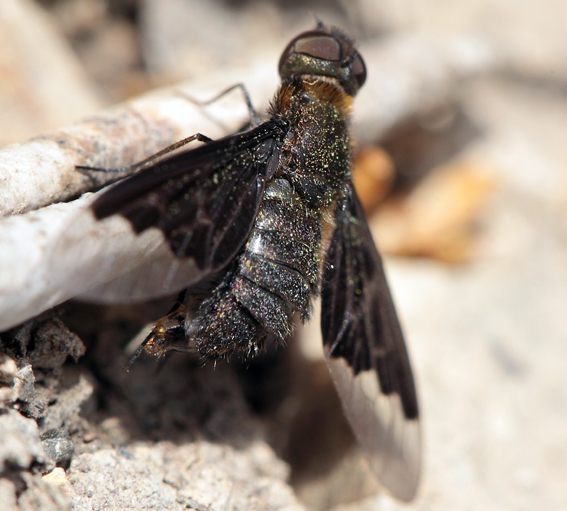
[{"left": 271, "top": 77, "right": 353, "bottom": 209}]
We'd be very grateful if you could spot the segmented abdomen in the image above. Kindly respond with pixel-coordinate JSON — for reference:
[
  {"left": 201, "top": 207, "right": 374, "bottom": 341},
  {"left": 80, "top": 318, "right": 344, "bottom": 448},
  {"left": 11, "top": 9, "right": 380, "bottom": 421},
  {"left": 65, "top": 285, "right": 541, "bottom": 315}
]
[{"left": 190, "top": 179, "right": 322, "bottom": 359}]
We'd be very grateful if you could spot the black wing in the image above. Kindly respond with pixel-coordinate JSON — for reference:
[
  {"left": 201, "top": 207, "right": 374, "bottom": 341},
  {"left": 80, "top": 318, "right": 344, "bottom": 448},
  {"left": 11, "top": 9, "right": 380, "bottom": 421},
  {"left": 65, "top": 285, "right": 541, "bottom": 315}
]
[
  {"left": 48, "top": 119, "right": 288, "bottom": 303},
  {"left": 321, "top": 182, "right": 421, "bottom": 501}
]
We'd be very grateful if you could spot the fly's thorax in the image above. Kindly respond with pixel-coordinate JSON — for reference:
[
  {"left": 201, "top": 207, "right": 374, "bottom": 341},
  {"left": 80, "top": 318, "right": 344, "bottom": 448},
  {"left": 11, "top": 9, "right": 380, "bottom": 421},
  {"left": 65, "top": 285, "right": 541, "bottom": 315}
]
[{"left": 273, "top": 77, "right": 354, "bottom": 209}]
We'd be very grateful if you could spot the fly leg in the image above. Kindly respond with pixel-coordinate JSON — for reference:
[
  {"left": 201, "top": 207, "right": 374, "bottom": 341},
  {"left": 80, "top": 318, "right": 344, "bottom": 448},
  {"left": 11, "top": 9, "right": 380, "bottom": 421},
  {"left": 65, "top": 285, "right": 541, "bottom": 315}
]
[
  {"left": 76, "top": 132, "right": 214, "bottom": 175},
  {"left": 175, "top": 83, "right": 261, "bottom": 129},
  {"left": 125, "top": 292, "right": 194, "bottom": 371},
  {"left": 77, "top": 83, "right": 257, "bottom": 179}
]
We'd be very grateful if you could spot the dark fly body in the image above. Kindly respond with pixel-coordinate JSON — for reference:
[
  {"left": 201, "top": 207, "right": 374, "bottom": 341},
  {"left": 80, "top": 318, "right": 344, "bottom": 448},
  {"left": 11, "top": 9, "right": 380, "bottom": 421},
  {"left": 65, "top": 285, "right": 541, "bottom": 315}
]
[{"left": 88, "top": 25, "right": 421, "bottom": 500}]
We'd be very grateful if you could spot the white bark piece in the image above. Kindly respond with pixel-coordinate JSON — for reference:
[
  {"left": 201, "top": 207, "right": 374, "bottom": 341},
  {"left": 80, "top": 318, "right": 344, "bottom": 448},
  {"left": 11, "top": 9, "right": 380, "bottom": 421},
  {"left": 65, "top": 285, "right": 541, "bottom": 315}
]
[{"left": 0, "top": 34, "right": 497, "bottom": 331}]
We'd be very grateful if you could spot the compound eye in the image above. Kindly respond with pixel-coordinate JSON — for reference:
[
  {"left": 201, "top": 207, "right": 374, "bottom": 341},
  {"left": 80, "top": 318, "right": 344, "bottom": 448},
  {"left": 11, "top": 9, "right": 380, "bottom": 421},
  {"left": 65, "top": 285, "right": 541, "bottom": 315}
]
[
  {"left": 352, "top": 53, "right": 367, "bottom": 88},
  {"left": 294, "top": 35, "right": 342, "bottom": 62}
]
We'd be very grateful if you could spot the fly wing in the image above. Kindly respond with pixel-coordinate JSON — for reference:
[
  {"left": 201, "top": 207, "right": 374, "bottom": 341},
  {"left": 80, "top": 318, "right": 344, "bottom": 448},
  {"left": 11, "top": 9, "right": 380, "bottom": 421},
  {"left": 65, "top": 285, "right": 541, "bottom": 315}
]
[
  {"left": 321, "top": 182, "right": 421, "bottom": 501},
  {"left": 49, "top": 120, "right": 286, "bottom": 303}
]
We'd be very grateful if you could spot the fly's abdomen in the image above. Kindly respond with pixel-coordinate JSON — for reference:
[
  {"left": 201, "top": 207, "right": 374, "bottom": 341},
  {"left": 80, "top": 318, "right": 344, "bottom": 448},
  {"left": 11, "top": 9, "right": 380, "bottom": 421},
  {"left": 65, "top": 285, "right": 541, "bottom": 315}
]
[{"left": 191, "top": 179, "right": 322, "bottom": 359}]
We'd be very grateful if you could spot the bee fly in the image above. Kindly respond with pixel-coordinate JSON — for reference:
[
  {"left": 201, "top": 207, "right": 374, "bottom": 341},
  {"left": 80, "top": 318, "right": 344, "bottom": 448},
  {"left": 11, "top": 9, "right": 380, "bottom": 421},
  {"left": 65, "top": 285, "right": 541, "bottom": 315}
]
[{"left": 85, "top": 25, "right": 420, "bottom": 500}]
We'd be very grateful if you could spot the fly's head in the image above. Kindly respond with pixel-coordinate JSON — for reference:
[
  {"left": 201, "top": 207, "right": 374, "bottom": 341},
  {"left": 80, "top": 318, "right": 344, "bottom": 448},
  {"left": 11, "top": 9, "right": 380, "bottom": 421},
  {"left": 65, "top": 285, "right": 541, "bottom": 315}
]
[{"left": 278, "top": 26, "right": 367, "bottom": 97}]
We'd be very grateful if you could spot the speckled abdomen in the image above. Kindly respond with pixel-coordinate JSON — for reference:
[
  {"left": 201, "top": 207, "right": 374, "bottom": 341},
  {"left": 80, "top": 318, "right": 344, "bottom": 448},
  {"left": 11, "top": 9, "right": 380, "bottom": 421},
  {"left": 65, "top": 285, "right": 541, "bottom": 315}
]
[{"left": 189, "top": 179, "right": 322, "bottom": 359}]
